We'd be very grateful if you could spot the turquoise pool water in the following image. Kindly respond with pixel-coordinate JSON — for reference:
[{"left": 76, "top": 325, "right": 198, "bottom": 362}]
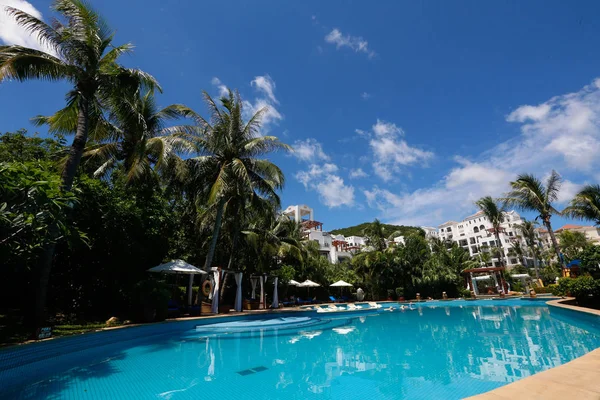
[{"left": 2, "top": 300, "right": 600, "bottom": 399}]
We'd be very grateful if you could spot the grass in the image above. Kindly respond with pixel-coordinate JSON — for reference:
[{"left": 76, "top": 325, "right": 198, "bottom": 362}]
[{"left": 0, "top": 310, "right": 122, "bottom": 347}]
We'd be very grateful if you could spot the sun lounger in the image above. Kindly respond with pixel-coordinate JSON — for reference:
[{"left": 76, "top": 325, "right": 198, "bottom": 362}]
[
  {"left": 368, "top": 302, "right": 382, "bottom": 309},
  {"left": 346, "top": 303, "right": 360, "bottom": 310}
]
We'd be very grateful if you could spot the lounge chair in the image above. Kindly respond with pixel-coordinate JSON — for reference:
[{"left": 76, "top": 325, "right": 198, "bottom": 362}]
[
  {"left": 341, "top": 296, "right": 351, "bottom": 302},
  {"left": 346, "top": 303, "right": 360, "bottom": 310},
  {"left": 296, "top": 297, "right": 312, "bottom": 306},
  {"left": 317, "top": 304, "right": 341, "bottom": 313},
  {"left": 368, "top": 302, "right": 382, "bottom": 309},
  {"left": 329, "top": 296, "right": 339, "bottom": 303}
]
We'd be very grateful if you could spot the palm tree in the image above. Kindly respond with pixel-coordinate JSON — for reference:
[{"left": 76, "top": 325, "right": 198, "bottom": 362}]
[
  {"left": 563, "top": 184, "right": 600, "bottom": 226},
  {"left": 515, "top": 220, "right": 540, "bottom": 279},
  {"left": 187, "top": 90, "right": 290, "bottom": 271},
  {"left": 363, "top": 219, "right": 387, "bottom": 252},
  {"left": 0, "top": 0, "right": 157, "bottom": 326},
  {"left": 475, "top": 196, "right": 507, "bottom": 268},
  {"left": 502, "top": 171, "right": 565, "bottom": 270},
  {"left": 79, "top": 90, "right": 197, "bottom": 182}
]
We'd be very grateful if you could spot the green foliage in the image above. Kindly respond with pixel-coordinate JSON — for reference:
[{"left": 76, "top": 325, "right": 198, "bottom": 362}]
[
  {"left": 553, "top": 276, "right": 600, "bottom": 307},
  {"left": 274, "top": 265, "right": 296, "bottom": 283},
  {"left": 330, "top": 222, "right": 423, "bottom": 238},
  {"left": 0, "top": 161, "right": 84, "bottom": 268},
  {"left": 533, "top": 284, "right": 556, "bottom": 294},
  {"left": 563, "top": 184, "right": 600, "bottom": 227},
  {"left": 580, "top": 245, "right": 600, "bottom": 275},
  {"left": 557, "top": 230, "right": 592, "bottom": 261}
]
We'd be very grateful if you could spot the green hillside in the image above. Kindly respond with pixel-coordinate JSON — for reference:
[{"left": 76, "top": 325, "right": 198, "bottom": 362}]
[{"left": 329, "top": 222, "right": 424, "bottom": 238}]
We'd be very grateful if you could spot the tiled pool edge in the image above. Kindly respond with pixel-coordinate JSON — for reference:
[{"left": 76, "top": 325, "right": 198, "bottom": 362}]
[{"left": 466, "top": 298, "right": 600, "bottom": 400}]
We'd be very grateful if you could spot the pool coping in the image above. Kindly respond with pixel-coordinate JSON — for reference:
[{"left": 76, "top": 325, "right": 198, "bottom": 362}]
[{"left": 465, "top": 297, "right": 600, "bottom": 400}]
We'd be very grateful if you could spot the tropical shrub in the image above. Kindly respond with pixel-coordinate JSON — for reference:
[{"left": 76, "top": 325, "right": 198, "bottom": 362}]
[{"left": 553, "top": 276, "right": 600, "bottom": 307}]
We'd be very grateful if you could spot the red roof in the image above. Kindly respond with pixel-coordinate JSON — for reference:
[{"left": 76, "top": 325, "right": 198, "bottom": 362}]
[{"left": 556, "top": 224, "right": 585, "bottom": 231}]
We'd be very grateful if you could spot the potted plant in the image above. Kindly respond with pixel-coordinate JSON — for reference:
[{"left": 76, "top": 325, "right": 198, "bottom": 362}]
[
  {"left": 387, "top": 289, "right": 395, "bottom": 301},
  {"left": 395, "top": 287, "right": 404, "bottom": 301}
]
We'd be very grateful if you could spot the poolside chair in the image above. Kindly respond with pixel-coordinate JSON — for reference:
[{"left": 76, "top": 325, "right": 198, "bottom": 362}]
[
  {"left": 346, "top": 303, "right": 360, "bottom": 310},
  {"left": 329, "top": 295, "right": 339, "bottom": 303},
  {"left": 296, "top": 297, "right": 312, "bottom": 306},
  {"left": 368, "top": 302, "right": 382, "bottom": 309}
]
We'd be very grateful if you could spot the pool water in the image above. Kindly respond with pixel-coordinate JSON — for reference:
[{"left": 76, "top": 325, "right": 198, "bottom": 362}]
[{"left": 3, "top": 300, "right": 600, "bottom": 399}]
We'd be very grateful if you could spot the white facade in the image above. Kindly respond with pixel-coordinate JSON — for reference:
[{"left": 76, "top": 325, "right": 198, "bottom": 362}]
[
  {"left": 436, "top": 210, "right": 528, "bottom": 267},
  {"left": 284, "top": 205, "right": 369, "bottom": 264}
]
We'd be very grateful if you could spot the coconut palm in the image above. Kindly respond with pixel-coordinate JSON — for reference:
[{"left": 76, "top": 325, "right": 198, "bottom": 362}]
[
  {"left": 514, "top": 220, "right": 540, "bottom": 279},
  {"left": 563, "top": 184, "right": 600, "bottom": 226},
  {"left": 475, "top": 196, "right": 507, "bottom": 268},
  {"left": 186, "top": 90, "right": 290, "bottom": 271},
  {"left": 0, "top": 0, "right": 157, "bottom": 326},
  {"left": 363, "top": 219, "right": 387, "bottom": 252},
  {"left": 502, "top": 171, "right": 565, "bottom": 269},
  {"left": 78, "top": 90, "right": 197, "bottom": 182},
  {"left": 0, "top": 0, "right": 158, "bottom": 190}
]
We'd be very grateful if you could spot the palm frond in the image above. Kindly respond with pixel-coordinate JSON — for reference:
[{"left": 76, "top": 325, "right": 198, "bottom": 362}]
[{"left": 0, "top": 46, "right": 71, "bottom": 82}]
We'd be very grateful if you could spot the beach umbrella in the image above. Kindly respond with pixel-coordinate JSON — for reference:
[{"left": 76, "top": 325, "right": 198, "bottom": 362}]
[
  {"left": 289, "top": 279, "right": 301, "bottom": 286},
  {"left": 148, "top": 260, "right": 207, "bottom": 306},
  {"left": 298, "top": 279, "right": 320, "bottom": 298},
  {"left": 330, "top": 280, "right": 353, "bottom": 297}
]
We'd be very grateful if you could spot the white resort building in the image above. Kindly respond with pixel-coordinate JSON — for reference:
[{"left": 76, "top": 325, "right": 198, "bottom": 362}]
[
  {"left": 283, "top": 204, "right": 552, "bottom": 269},
  {"left": 282, "top": 205, "right": 368, "bottom": 264},
  {"left": 436, "top": 210, "right": 529, "bottom": 268}
]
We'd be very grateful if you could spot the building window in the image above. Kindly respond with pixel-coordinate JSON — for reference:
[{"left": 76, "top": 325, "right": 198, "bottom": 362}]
[{"left": 474, "top": 227, "right": 479, "bottom": 233}]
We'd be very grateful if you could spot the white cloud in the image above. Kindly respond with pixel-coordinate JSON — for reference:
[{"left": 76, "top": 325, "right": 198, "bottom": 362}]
[
  {"left": 349, "top": 168, "right": 368, "bottom": 179},
  {"left": 243, "top": 75, "right": 283, "bottom": 134},
  {"left": 316, "top": 175, "right": 355, "bottom": 207},
  {"left": 363, "top": 78, "right": 600, "bottom": 226},
  {"left": 0, "top": 1, "right": 55, "bottom": 55},
  {"left": 361, "top": 92, "right": 371, "bottom": 100},
  {"left": 324, "top": 28, "right": 376, "bottom": 59},
  {"left": 358, "top": 119, "right": 434, "bottom": 181},
  {"left": 292, "top": 138, "right": 330, "bottom": 162},
  {"left": 251, "top": 75, "right": 278, "bottom": 104},
  {"left": 210, "top": 77, "right": 229, "bottom": 98},
  {"left": 295, "top": 163, "right": 354, "bottom": 207}
]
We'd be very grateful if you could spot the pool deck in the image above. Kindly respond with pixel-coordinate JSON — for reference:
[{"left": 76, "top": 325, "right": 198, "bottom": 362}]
[{"left": 466, "top": 298, "right": 600, "bottom": 400}]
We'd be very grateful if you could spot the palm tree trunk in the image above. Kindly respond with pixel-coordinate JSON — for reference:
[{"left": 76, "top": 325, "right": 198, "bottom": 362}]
[
  {"left": 30, "top": 99, "right": 90, "bottom": 331},
  {"left": 532, "top": 250, "right": 540, "bottom": 280},
  {"left": 62, "top": 98, "right": 90, "bottom": 191},
  {"left": 203, "top": 197, "right": 226, "bottom": 271},
  {"left": 494, "top": 231, "right": 506, "bottom": 267},
  {"left": 219, "top": 228, "right": 240, "bottom": 302},
  {"left": 544, "top": 217, "right": 565, "bottom": 271}
]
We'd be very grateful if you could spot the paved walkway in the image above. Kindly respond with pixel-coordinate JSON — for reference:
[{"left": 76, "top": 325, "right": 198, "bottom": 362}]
[{"left": 466, "top": 298, "right": 600, "bottom": 400}]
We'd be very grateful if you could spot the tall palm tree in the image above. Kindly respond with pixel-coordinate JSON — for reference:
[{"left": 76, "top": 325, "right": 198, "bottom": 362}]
[
  {"left": 0, "top": 0, "right": 157, "bottom": 326},
  {"left": 79, "top": 90, "right": 197, "bottom": 182},
  {"left": 475, "top": 196, "right": 507, "bottom": 268},
  {"left": 187, "top": 90, "right": 290, "bottom": 271},
  {"left": 515, "top": 220, "right": 540, "bottom": 279},
  {"left": 563, "top": 184, "right": 600, "bottom": 226},
  {"left": 502, "top": 171, "right": 565, "bottom": 270},
  {"left": 363, "top": 219, "right": 387, "bottom": 252}
]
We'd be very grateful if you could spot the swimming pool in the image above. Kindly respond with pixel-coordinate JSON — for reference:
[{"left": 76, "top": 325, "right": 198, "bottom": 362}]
[{"left": 1, "top": 299, "right": 599, "bottom": 399}]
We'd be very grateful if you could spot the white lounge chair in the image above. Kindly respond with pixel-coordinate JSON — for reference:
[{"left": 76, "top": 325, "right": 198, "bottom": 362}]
[
  {"left": 368, "top": 302, "right": 382, "bottom": 309},
  {"left": 346, "top": 303, "right": 360, "bottom": 310}
]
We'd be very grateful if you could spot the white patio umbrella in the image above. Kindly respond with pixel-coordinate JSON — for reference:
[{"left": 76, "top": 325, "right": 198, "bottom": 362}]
[
  {"left": 289, "top": 279, "right": 301, "bottom": 286},
  {"left": 148, "top": 260, "right": 207, "bottom": 307},
  {"left": 330, "top": 280, "right": 353, "bottom": 297},
  {"left": 298, "top": 279, "right": 320, "bottom": 299}
]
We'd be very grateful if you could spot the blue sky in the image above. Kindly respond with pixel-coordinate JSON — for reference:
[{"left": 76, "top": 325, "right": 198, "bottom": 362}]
[{"left": 2, "top": 1, "right": 600, "bottom": 231}]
